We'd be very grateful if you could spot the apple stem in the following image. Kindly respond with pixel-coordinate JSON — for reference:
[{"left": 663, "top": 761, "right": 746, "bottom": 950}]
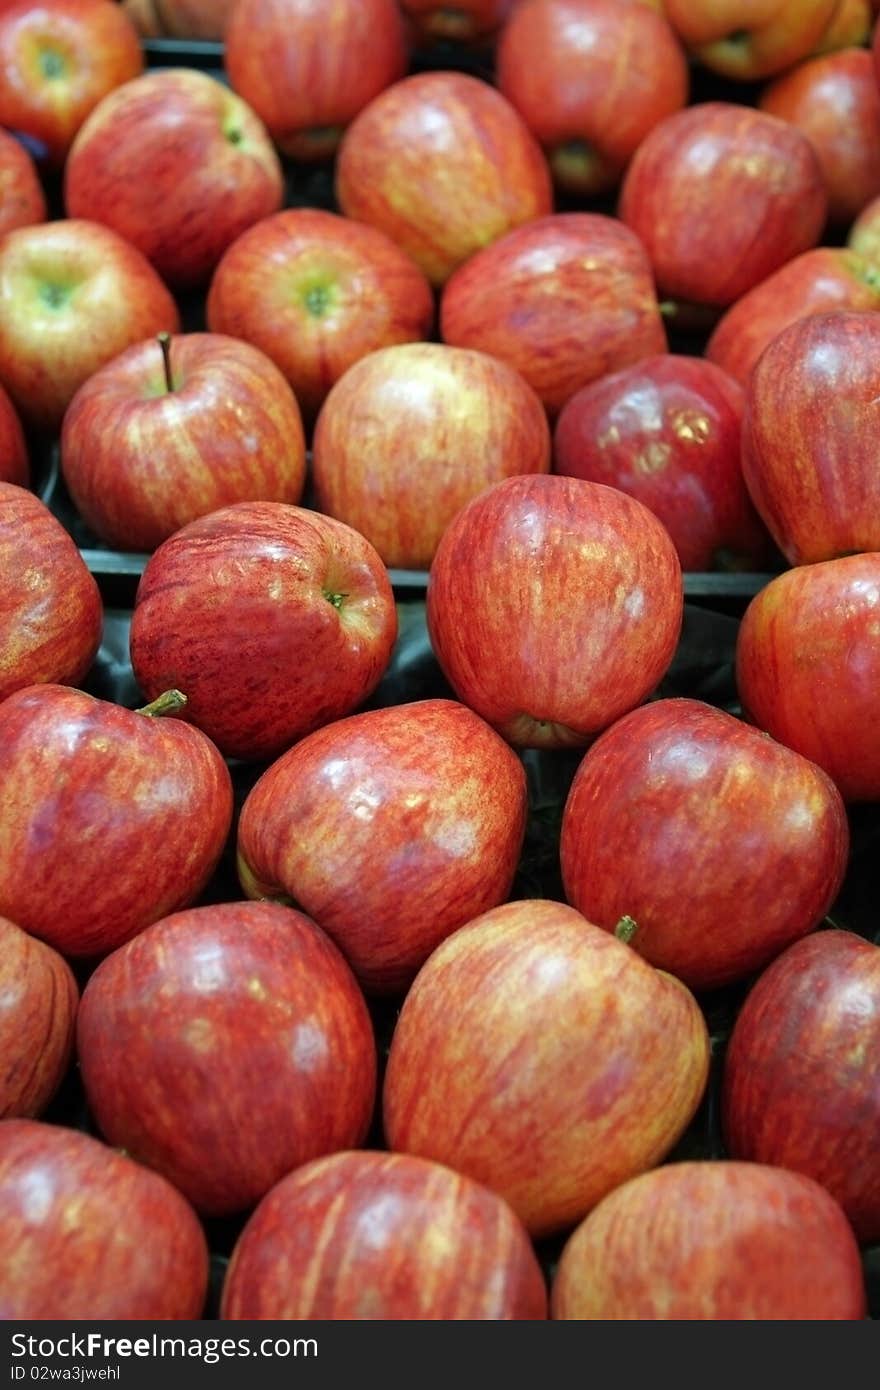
[
  {"left": 158, "top": 331, "right": 174, "bottom": 393},
  {"left": 614, "top": 915, "right": 639, "bottom": 945},
  {"left": 136, "top": 689, "right": 188, "bottom": 719}
]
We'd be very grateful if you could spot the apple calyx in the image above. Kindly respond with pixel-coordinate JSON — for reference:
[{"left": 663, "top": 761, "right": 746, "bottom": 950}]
[
  {"left": 423, "top": 8, "right": 477, "bottom": 41},
  {"left": 323, "top": 588, "right": 349, "bottom": 610},
  {"left": 135, "top": 689, "right": 188, "bottom": 718},
  {"left": 614, "top": 915, "right": 639, "bottom": 945},
  {"left": 550, "top": 139, "right": 608, "bottom": 196},
  {"left": 38, "top": 46, "right": 67, "bottom": 80}
]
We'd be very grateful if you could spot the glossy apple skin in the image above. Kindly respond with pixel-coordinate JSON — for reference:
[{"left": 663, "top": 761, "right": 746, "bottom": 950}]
[
  {"left": 0, "top": 917, "right": 77, "bottom": 1119},
  {"left": 560, "top": 698, "right": 849, "bottom": 991},
  {"left": 312, "top": 343, "right": 551, "bottom": 570},
  {"left": 552, "top": 1161, "right": 866, "bottom": 1320},
  {"left": 741, "top": 310, "right": 880, "bottom": 564},
  {"left": 441, "top": 213, "right": 666, "bottom": 415},
  {"left": 130, "top": 502, "right": 398, "bottom": 762},
  {"left": 335, "top": 70, "right": 553, "bottom": 288},
  {"left": 0, "top": 1120, "right": 209, "bottom": 1319},
  {"left": 496, "top": 0, "right": 688, "bottom": 196},
  {"left": 61, "top": 332, "right": 307, "bottom": 552},
  {"left": 222, "top": 1150, "right": 548, "bottom": 1320},
  {"left": 65, "top": 69, "right": 283, "bottom": 290},
  {"left": 0, "top": 219, "right": 180, "bottom": 431},
  {"left": 426, "top": 475, "right": 682, "bottom": 749},
  {"left": 122, "top": 0, "right": 237, "bottom": 38},
  {"left": 0, "top": 127, "right": 45, "bottom": 237},
  {"left": 553, "top": 355, "right": 771, "bottom": 572},
  {"left": 237, "top": 699, "right": 528, "bottom": 994},
  {"left": 226, "top": 0, "right": 407, "bottom": 161},
  {"left": 736, "top": 555, "right": 880, "bottom": 802},
  {"left": 206, "top": 208, "right": 435, "bottom": 423},
  {"left": 0, "top": 0, "right": 143, "bottom": 167},
  {"left": 0, "top": 381, "right": 27, "bottom": 485},
  {"left": 384, "top": 899, "right": 710, "bottom": 1237},
  {"left": 0, "top": 684, "right": 233, "bottom": 958},
  {"left": 618, "top": 103, "right": 827, "bottom": 308},
  {"left": 0, "top": 484, "right": 102, "bottom": 702},
  {"left": 78, "top": 901, "right": 377, "bottom": 1217},
  {"left": 723, "top": 930, "right": 880, "bottom": 1244},
  {"left": 706, "top": 247, "right": 880, "bottom": 387},
  {"left": 663, "top": 0, "right": 836, "bottom": 80}
]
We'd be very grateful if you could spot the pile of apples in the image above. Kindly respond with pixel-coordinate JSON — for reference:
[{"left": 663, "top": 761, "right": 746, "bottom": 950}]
[{"left": 0, "top": 0, "right": 878, "bottom": 1323}]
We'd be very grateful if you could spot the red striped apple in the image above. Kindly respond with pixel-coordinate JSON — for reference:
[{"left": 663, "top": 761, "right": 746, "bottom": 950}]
[
  {"left": 0, "top": 917, "right": 78, "bottom": 1119},
  {"left": 0, "top": 127, "right": 45, "bottom": 236},
  {"left": 0, "top": 387, "right": 27, "bottom": 485}
]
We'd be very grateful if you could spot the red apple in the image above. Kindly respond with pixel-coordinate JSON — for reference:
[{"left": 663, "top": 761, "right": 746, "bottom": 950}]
[
  {"left": 226, "top": 0, "right": 408, "bottom": 162},
  {"left": 237, "top": 699, "right": 527, "bottom": 993},
  {"left": 553, "top": 355, "right": 771, "bottom": 572},
  {"left": 0, "top": 483, "right": 102, "bottom": 702},
  {"left": 122, "top": 0, "right": 237, "bottom": 38},
  {"left": 663, "top": 0, "right": 837, "bottom": 80},
  {"left": 741, "top": 310, "right": 880, "bottom": 564},
  {"left": 496, "top": 0, "right": 689, "bottom": 196},
  {"left": 0, "top": 219, "right": 180, "bottom": 431},
  {"left": 723, "top": 929, "right": 880, "bottom": 1244},
  {"left": 335, "top": 69, "right": 553, "bottom": 287},
  {"left": 848, "top": 191, "right": 880, "bottom": 262},
  {"left": 77, "top": 901, "right": 378, "bottom": 1216},
  {"left": 221, "top": 1150, "right": 548, "bottom": 1319},
  {"left": 312, "top": 342, "right": 551, "bottom": 570},
  {"left": 426, "top": 474, "right": 682, "bottom": 748},
  {"left": 736, "top": 554, "right": 880, "bottom": 802},
  {"left": 0, "top": 1120, "right": 208, "bottom": 1319},
  {"left": 0, "top": 126, "right": 45, "bottom": 237},
  {"left": 560, "top": 698, "right": 849, "bottom": 991},
  {"left": 206, "top": 208, "right": 435, "bottom": 423},
  {"left": 64, "top": 68, "right": 284, "bottom": 289},
  {"left": 0, "top": 917, "right": 77, "bottom": 1119},
  {"left": 129, "top": 502, "right": 398, "bottom": 762},
  {"left": 552, "top": 1161, "right": 866, "bottom": 1319},
  {"left": 0, "top": 381, "right": 27, "bottom": 485},
  {"left": 705, "top": 247, "right": 880, "bottom": 387},
  {"left": 61, "top": 332, "right": 307, "bottom": 552},
  {"left": 0, "top": 684, "right": 233, "bottom": 958},
  {"left": 0, "top": 0, "right": 143, "bottom": 167},
  {"left": 618, "top": 102, "right": 828, "bottom": 308},
  {"left": 440, "top": 213, "right": 667, "bottom": 415},
  {"left": 384, "top": 898, "right": 710, "bottom": 1237},
  {"left": 401, "top": 0, "right": 514, "bottom": 43}
]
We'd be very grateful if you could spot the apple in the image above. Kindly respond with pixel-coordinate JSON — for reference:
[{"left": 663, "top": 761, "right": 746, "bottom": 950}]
[
  {"left": 64, "top": 68, "right": 284, "bottom": 290},
  {"left": 662, "top": 0, "right": 837, "bottom": 80},
  {"left": 335, "top": 69, "right": 553, "bottom": 287},
  {"left": 440, "top": 213, "right": 667, "bottom": 415},
  {"left": 61, "top": 332, "right": 307, "bottom": 552},
  {"left": 812, "top": 0, "right": 871, "bottom": 53},
  {"left": 736, "top": 554, "right": 880, "bottom": 802},
  {"left": 237, "top": 698, "right": 528, "bottom": 993},
  {"left": 122, "top": 0, "right": 237, "bottom": 39},
  {"left": 0, "top": 917, "right": 77, "bottom": 1120},
  {"left": 723, "top": 929, "right": 880, "bottom": 1244},
  {"left": 560, "top": 698, "right": 849, "bottom": 992},
  {"left": 206, "top": 208, "right": 435, "bottom": 423},
  {"left": 552, "top": 1161, "right": 866, "bottom": 1319},
  {"left": 312, "top": 342, "right": 551, "bottom": 570},
  {"left": 496, "top": 0, "right": 689, "bottom": 196},
  {"left": 0, "top": 0, "right": 142, "bottom": 167},
  {"left": 760, "top": 48, "right": 880, "bottom": 226},
  {"left": 221, "top": 1150, "right": 548, "bottom": 1319},
  {"left": 426, "top": 475, "right": 682, "bottom": 749},
  {"left": 0, "top": 684, "right": 233, "bottom": 958},
  {"left": 78, "top": 901, "right": 378, "bottom": 1216},
  {"left": 0, "top": 218, "right": 180, "bottom": 431},
  {"left": 0, "top": 381, "right": 27, "bottom": 486},
  {"left": 0, "top": 483, "right": 102, "bottom": 703},
  {"left": 226, "top": 0, "right": 408, "bottom": 162},
  {"left": 400, "top": 0, "right": 514, "bottom": 43},
  {"left": 618, "top": 103, "right": 828, "bottom": 308},
  {"left": 129, "top": 501, "right": 398, "bottom": 762},
  {"left": 705, "top": 247, "right": 880, "bottom": 387},
  {"left": 0, "top": 1119, "right": 208, "bottom": 1319},
  {"left": 384, "top": 898, "right": 710, "bottom": 1237},
  {"left": 0, "top": 126, "right": 45, "bottom": 237},
  {"left": 553, "top": 355, "right": 772, "bottom": 572},
  {"left": 848, "top": 191, "right": 880, "bottom": 262},
  {"left": 741, "top": 310, "right": 880, "bottom": 564}
]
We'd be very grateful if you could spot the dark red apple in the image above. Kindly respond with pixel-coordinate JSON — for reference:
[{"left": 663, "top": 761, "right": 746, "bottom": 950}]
[
  {"left": 0, "top": 684, "right": 233, "bottom": 958},
  {"left": 736, "top": 554, "right": 880, "bottom": 802},
  {"left": 663, "top": 0, "right": 837, "bottom": 80},
  {"left": 723, "top": 929, "right": 880, "bottom": 1244},
  {"left": 0, "top": 126, "right": 45, "bottom": 236},
  {"left": 129, "top": 502, "right": 398, "bottom": 762},
  {"left": 77, "top": 901, "right": 378, "bottom": 1216},
  {"left": 560, "top": 698, "right": 849, "bottom": 991},
  {"left": 312, "top": 342, "right": 551, "bottom": 570},
  {"left": 553, "top": 354, "right": 771, "bottom": 571},
  {"left": 426, "top": 474, "right": 682, "bottom": 748},
  {"left": 552, "top": 1161, "right": 866, "bottom": 1319},
  {"left": 384, "top": 898, "right": 710, "bottom": 1237},
  {"left": 237, "top": 699, "right": 528, "bottom": 993},
  {"left": 221, "top": 1150, "right": 548, "bottom": 1319},
  {"left": 0, "top": 916, "right": 77, "bottom": 1119},
  {"left": 0, "top": 385, "right": 27, "bottom": 486},
  {"left": 0, "top": 1119, "right": 208, "bottom": 1319}
]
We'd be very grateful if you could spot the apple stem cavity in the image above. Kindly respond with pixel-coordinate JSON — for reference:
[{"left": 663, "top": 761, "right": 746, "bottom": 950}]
[
  {"left": 614, "top": 915, "right": 639, "bottom": 946},
  {"left": 136, "top": 689, "right": 188, "bottom": 719},
  {"left": 157, "top": 332, "right": 175, "bottom": 394},
  {"left": 323, "top": 589, "right": 348, "bottom": 610}
]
